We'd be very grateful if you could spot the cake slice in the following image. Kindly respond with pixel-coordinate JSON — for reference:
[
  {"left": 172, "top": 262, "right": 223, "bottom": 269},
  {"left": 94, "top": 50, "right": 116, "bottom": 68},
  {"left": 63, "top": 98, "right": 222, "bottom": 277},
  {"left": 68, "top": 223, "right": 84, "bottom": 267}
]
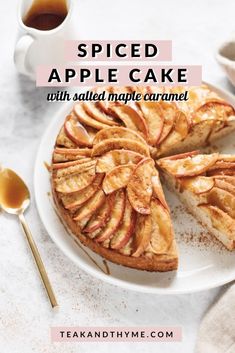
[{"left": 157, "top": 151, "right": 235, "bottom": 250}]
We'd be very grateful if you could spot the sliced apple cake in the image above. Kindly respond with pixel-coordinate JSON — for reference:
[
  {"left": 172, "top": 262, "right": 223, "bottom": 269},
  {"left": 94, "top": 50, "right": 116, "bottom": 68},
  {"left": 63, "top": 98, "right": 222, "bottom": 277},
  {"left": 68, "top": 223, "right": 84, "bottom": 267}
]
[
  {"left": 158, "top": 151, "right": 235, "bottom": 250},
  {"left": 51, "top": 84, "right": 235, "bottom": 272}
]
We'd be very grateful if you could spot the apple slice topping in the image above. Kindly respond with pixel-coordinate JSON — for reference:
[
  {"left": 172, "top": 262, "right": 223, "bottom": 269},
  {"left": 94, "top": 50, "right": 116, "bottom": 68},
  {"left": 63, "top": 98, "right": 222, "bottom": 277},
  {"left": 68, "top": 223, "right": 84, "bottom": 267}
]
[
  {"left": 86, "top": 227, "right": 104, "bottom": 239},
  {"left": 92, "top": 138, "right": 150, "bottom": 157},
  {"left": 207, "top": 168, "right": 235, "bottom": 177},
  {"left": 110, "top": 104, "right": 148, "bottom": 138},
  {"left": 199, "top": 204, "right": 235, "bottom": 247},
  {"left": 157, "top": 102, "right": 176, "bottom": 144},
  {"left": 73, "top": 189, "right": 106, "bottom": 223},
  {"left": 74, "top": 103, "right": 111, "bottom": 130},
  {"left": 207, "top": 161, "right": 235, "bottom": 172},
  {"left": 83, "top": 102, "right": 119, "bottom": 126},
  {"left": 56, "top": 126, "right": 77, "bottom": 148},
  {"left": 131, "top": 214, "right": 152, "bottom": 257},
  {"left": 101, "top": 238, "right": 110, "bottom": 248},
  {"left": 83, "top": 194, "right": 113, "bottom": 233},
  {"left": 53, "top": 147, "right": 92, "bottom": 162},
  {"left": 110, "top": 198, "right": 136, "bottom": 250},
  {"left": 55, "top": 167, "right": 96, "bottom": 193},
  {"left": 217, "top": 155, "right": 235, "bottom": 162},
  {"left": 137, "top": 101, "right": 164, "bottom": 145},
  {"left": 53, "top": 152, "right": 85, "bottom": 163},
  {"left": 207, "top": 187, "right": 235, "bottom": 218},
  {"left": 52, "top": 158, "right": 92, "bottom": 169},
  {"left": 157, "top": 111, "right": 189, "bottom": 155},
  {"left": 64, "top": 114, "right": 93, "bottom": 147},
  {"left": 95, "top": 189, "right": 126, "bottom": 243},
  {"left": 178, "top": 176, "right": 215, "bottom": 195},
  {"left": 118, "top": 238, "right": 133, "bottom": 255},
  {"left": 168, "top": 110, "right": 189, "bottom": 137},
  {"left": 127, "top": 158, "right": 155, "bottom": 214},
  {"left": 96, "top": 150, "right": 143, "bottom": 173},
  {"left": 214, "top": 178, "right": 235, "bottom": 196},
  {"left": 54, "top": 147, "right": 92, "bottom": 155},
  {"left": 102, "top": 164, "right": 134, "bottom": 194},
  {"left": 152, "top": 170, "right": 170, "bottom": 211},
  {"left": 55, "top": 160, "right": 96, "bottom": 178},
  {"left": 95, "top": 86, "right": 118, "bottom": 117},
  {"left": 192, "top": 101, "right": 235, "bottom": 124},
  {"left": 160, "top": 150, "right": 199, "bottom": 161},
  {"left": 61, "top": 173, "right": 104, "bottom": 209},
  {"left": 213, "top": 176, "right": 235, "bottom": 187},
  {"left": 147, "top": 199, "right": 173, "bottom": 254},
  {"left": 158, "top": 153, "right": 219, "bottom": 177},
  {"left": 93, "top": 126, "right": 147, "bottom": 146}
]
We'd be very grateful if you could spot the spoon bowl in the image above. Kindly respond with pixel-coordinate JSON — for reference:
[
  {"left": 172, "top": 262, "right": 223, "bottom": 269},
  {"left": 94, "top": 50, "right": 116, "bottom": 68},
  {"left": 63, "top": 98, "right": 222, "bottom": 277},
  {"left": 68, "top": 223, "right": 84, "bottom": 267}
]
[
  {"left": 0, "top": 168, "right": 30, "bottom": 214},
  {"left": 1, "top": 198, "right": 30, "bottom": 215}
]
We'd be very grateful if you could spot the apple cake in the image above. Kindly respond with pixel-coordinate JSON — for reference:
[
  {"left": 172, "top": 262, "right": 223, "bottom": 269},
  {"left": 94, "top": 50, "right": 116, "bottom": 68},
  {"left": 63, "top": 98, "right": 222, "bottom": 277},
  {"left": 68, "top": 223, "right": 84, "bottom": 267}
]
[{"left": 51, "top": 84, "right": 235, "bottom": 272}]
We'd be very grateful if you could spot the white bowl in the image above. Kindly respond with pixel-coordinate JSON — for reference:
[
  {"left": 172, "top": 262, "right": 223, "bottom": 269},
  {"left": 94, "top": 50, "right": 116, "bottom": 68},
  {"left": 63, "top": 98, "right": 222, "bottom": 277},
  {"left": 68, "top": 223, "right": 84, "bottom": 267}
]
[{"left": 216, "top": 39, "right": 235, "bottom": 86}]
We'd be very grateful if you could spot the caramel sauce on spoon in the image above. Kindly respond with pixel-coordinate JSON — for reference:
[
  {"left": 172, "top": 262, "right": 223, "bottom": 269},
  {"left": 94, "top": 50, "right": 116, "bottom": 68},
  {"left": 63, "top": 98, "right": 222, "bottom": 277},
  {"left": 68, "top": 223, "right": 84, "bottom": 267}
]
[{"left": 0, "top": 169, "right": 29, "bottom": 210}]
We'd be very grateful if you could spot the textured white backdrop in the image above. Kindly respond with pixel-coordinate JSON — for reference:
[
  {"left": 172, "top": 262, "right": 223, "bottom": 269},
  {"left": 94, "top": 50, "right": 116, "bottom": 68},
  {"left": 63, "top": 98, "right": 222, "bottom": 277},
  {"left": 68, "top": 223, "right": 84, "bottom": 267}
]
[{"left": 0, "top": 1, "right": 235, "bottom": 352}]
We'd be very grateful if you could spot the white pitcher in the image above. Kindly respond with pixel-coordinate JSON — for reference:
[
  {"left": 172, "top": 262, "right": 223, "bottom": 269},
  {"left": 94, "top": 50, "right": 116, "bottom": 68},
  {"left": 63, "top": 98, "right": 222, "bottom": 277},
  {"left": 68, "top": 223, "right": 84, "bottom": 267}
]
[{"left": 14, "top": 0, "right": 75, "bottom": 80}]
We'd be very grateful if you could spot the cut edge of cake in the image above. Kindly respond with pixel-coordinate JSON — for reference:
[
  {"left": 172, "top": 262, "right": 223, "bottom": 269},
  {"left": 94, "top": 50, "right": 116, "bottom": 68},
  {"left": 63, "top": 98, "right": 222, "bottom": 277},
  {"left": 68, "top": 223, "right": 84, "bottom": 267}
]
[{"left": 157, "top": 152, "right": 235, "bottom": 250}]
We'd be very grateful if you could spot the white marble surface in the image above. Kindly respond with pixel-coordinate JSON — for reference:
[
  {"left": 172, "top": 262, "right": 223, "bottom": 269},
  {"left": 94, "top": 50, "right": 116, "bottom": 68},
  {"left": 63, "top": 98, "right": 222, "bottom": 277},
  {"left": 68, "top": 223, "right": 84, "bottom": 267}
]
[{"left": 0, "top": 0, "right": 235, "bottom": 352}]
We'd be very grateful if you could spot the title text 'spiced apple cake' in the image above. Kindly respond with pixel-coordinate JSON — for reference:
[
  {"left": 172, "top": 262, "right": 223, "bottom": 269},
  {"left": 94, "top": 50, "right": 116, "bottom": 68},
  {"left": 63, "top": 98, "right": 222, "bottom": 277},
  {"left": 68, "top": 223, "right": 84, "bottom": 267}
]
[{"left": 51, "top": 85, "right": 235, "bottom": 272}]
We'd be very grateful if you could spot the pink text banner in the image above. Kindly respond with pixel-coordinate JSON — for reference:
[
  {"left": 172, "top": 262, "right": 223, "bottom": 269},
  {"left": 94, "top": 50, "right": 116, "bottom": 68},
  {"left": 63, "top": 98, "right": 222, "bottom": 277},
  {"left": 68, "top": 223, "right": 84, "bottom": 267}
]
[
  {"left": 51, "top": 326, "right": 182, "bottom": 342},
  {"left": 65, "top": 40, "right": 172, "bottom": 61},
  {"left": 36, "top": 65, "right": 202, "bottom": 87}
]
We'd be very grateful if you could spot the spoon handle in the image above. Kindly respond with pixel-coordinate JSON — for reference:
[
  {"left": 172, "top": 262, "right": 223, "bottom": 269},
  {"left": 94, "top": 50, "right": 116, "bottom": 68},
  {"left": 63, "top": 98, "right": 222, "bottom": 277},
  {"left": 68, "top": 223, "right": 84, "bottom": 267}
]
[{"left": 18, "top": 213, "right": 58, "bottom": 308}]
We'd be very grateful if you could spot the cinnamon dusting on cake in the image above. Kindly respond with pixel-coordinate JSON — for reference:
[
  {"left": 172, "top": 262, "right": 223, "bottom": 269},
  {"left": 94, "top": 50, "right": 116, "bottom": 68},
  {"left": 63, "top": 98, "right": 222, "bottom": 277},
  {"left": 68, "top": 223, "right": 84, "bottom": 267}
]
[{"left": 172, "top": 204, "right": 226, "bottom": 251}]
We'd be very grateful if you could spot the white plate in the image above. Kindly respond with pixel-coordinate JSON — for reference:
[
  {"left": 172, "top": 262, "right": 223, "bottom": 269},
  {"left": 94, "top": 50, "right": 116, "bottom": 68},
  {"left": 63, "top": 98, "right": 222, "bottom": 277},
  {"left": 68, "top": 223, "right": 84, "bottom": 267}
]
[{"left": 34, "top": 83, "right": 235, "bottom": 294}]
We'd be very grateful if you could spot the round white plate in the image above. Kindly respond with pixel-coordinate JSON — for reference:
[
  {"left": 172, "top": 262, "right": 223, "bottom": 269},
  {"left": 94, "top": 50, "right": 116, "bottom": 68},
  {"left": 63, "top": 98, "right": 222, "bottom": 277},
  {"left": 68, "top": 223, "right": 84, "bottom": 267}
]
[{"left": 34, "top": 83, "right": 235, "bottom": 294}]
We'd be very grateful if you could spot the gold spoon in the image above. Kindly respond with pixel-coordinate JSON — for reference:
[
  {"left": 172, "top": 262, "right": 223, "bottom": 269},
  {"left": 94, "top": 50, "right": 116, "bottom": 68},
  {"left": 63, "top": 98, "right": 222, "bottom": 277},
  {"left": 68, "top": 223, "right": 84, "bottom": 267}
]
[{"left": 0, "top": 168, "right": 58, "bottom": 308}]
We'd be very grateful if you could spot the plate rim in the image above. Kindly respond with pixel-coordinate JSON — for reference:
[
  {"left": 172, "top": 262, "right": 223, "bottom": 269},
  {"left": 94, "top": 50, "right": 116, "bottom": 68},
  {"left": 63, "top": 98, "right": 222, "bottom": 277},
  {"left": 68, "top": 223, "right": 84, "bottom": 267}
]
[{"left": 34, "top": 82, "right": 235, "bottom": 294}]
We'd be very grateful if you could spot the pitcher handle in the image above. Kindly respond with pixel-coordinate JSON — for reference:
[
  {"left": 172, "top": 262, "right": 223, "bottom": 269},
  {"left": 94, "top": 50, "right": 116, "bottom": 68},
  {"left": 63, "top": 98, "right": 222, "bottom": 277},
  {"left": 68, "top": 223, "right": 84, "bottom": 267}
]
[{"left": 14, "top": 34, "right": 34, "bottom": 77}]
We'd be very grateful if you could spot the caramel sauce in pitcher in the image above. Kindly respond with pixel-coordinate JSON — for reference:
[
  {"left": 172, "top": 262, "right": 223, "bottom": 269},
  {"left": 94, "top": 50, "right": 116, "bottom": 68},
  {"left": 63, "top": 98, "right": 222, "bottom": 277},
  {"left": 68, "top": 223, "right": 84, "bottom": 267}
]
[
  {"left": 23, "top": 0, "right": 68, "bottom": 31},
  {"left": 0, "top": 169, "right": 29, "bottom": 209}
]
